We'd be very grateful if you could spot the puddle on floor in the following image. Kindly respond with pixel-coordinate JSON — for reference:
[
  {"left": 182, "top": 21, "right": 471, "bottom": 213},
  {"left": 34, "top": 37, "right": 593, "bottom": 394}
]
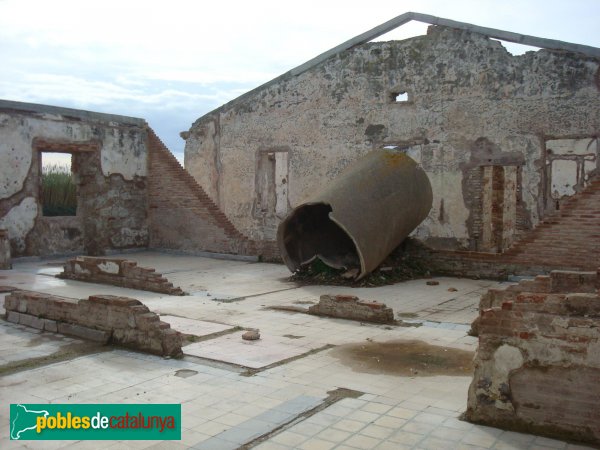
[
  {"left": 174, "top": 369, "right": 198, "bottom": 378},
  {"left": 330, "top": 339, "right": 473, "bottom": 376}
]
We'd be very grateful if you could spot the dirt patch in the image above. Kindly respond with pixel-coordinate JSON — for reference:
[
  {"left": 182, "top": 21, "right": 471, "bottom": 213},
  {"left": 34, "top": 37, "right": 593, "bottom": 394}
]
[{"left": 330, "top": 339, "right": 474, "bottom": 376}]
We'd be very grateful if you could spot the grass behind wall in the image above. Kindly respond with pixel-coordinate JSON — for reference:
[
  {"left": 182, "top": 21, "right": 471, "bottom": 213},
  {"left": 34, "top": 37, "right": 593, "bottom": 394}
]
[{"left": 41, "top": 164, "right": 77, "bottom": 216}]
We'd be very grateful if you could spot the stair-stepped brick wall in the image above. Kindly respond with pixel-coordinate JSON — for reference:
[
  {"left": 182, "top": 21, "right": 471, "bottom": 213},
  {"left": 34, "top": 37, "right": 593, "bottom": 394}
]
[
  {"left": 407, "top": 177, "right": 600, "bottom": 278},
  {"left": 465, "top": 267, "right": 600, "bottom": 445},
  {"left": 4, "top": 290, "right": 182, "bottom": 357},
  {"left": 471, "top": 268, "right": 599, "bottom": 334},
  {"left": 147, "top": 128, "right": 265, "bottom": 257},
  {"left": 502, "top": 177, "right": 600, "bottom": 268},
  {"left": 57, "top": 256, "right": 185, "bottom": 295}
]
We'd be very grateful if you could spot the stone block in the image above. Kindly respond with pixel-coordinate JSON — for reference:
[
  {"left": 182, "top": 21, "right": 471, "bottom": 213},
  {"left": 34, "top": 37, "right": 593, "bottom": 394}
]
[
  {"left": 4, "top": 294, "right": 20, "bottom": 311},
  {"left": 6, "top": 310, "right": 21, "bottom": 324},
  {"left": 58, "top": 323, "right": 110, "bottom": 343},
  {"left": 19, "top": 313, "right": 45, "bottom": 330},
  {"left": 43, "top": 319, "right": 58, "bottom": 333}
]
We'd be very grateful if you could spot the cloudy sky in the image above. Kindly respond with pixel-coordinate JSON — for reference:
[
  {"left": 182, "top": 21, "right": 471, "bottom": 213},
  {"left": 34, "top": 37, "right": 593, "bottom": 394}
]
[{"left": 1, "top": 0, "right": 599, "bottom": 163}]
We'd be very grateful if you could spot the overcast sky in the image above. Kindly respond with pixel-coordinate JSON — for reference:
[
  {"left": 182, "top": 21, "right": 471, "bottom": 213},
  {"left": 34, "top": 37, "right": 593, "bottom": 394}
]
[{"left": 1, "top": 0, "right": 599, "bottom": 163}]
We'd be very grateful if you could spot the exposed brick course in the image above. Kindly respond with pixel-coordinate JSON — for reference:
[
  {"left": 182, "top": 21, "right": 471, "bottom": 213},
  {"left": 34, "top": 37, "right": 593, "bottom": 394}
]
[
  {"left": 408, "top": 178, "right": 600, "bottom": 279},
  {"left": 146, "top": 128, "right": 280, "bottom": 261},
  {"left": 58, "top": 256, "right": 185, "bottom": 295},
  {"left": 465, "top": 268, "right": 600, "bottom": 445},
  {"left": 3, "top": 290, "right": 182, "bottom": 357}
]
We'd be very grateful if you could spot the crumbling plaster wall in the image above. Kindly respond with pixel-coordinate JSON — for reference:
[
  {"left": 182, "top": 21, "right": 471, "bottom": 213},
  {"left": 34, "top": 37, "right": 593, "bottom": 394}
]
[
  {"left": 466, "top": 269, "right": 600, "bottom": 444},
  {"left": 185, "top": 26, "right": 600, "bottom": 250},
  {"left": 0, "top": 102, "right": 149, "bottom": 257}
]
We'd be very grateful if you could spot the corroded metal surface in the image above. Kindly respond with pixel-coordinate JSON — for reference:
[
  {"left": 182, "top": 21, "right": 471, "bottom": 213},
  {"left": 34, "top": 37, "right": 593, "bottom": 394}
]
[{"left": 277, "top": 150, "right": 432, "bottom": 279}]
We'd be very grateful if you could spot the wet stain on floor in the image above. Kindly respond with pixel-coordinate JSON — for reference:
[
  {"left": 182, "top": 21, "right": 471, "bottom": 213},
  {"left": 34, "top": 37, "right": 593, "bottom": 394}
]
[
  {"left": 174, "top": 369, "right": 198, "bottom": 378},
  {"left": 330, "top": 339, "right": 474, "bottom": 377}
]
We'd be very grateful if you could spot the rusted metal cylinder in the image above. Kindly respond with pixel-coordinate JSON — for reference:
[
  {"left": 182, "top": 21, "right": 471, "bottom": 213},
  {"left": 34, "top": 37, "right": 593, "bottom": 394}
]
[{"left": 277, "top": 150, "right": 432, "bottom": 279}]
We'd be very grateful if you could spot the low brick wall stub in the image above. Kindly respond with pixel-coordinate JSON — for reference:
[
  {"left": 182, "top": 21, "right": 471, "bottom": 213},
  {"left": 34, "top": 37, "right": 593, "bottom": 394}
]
[
  {"left": 466, "top": 268, "right": 600, "bottom": 445},
  {"left": 308, "top": 294, "right": 394, "bottom": 324},
  {"left": 57, "top": 256, "right": 185, "bottom": 295},
  {"left": 3, "top": 290, "right": 182, "bottom": 357}
]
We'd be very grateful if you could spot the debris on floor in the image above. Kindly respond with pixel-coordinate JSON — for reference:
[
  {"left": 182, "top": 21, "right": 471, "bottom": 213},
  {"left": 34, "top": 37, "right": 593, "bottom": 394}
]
[
  {"left": 308, "top": 294, "right": 394, "bottom": 324},
  {"left": 242, "top": 329, "right": 261, "bottom": 341}
]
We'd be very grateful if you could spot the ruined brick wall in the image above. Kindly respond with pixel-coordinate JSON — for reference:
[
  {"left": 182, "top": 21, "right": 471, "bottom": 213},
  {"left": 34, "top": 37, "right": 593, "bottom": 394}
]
[
  {"left": 58, "top": 256, "right": 185, "bottom": 295},
  {"left": 147, "top": 128, "right": 260, "bottom": 256},
  {"left": 405, "top": 176, "right": 600, "bottom": 277},
  {"left": 465, "top": 269, "right": 600, "bottom": 445},
  {"left": 4, "top": 290, "right": 182, "bottom": 357},
  {"left": 184, "top": 26, "right": 600, "bottom": 252},
  {"left": 0, "top": 101, "right": 148, "bottom": 257},
  {"left": 308, "top": 294, "right": 394, "bottom": 324}
]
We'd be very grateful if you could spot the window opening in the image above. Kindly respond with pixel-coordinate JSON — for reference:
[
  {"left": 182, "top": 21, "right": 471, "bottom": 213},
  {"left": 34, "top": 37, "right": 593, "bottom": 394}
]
[
  {"left": 391, "top": 91, "right": 409, "bottom": 102},
  {"left": 41, "top": 152, "right": 76, "bottom": 216}
]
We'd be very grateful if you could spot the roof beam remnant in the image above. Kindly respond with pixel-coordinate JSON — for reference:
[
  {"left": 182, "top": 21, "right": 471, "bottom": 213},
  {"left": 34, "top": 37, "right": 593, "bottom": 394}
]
[
  {"left": 191, "top": 12, "right": 600, "bottom": 126},
  {"left": 291, "top": 12, "right": 600, "bottom": 77}
]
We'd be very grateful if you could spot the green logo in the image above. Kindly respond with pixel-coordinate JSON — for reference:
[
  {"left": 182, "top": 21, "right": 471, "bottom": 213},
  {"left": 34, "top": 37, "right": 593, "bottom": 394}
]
[{"left": 10, "top": 404, "right": 181, "bottom": 440}]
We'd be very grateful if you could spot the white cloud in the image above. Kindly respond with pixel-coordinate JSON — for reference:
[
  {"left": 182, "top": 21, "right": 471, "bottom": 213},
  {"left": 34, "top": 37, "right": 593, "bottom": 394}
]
[{"left": 0, "top": 0, "right": 599, "bottom": 158}]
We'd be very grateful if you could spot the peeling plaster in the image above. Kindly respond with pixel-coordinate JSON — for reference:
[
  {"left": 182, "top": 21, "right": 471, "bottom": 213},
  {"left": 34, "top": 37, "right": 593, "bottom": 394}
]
[
  {"left": 184, "top": 26, "right": 600, "bottom": 245},
  {"left": 494, "top": 344, "right": 524, "bottom": 377},
  {"left": 101, "top": 129, "right": 147, "bottom": 180},
  {"left": 98, "top": 261, "right": 120, "bottom": 274},
  {"left": 0, "top": 114, "right": 32, "bottom": 198},
  {"left": 0, "top": 197, "right": 38, "bottom": 253}
]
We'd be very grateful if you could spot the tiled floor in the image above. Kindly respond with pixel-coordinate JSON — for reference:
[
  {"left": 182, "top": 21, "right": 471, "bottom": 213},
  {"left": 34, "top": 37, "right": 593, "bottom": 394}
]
[
  {"left": 161, "top": 315, "right": 235, "bottom": 337},
  {"left": 0, "top": 252, "right": 593, "bottom": 449},
  {"left": 183, "top": 331, "right": 321, "bottom": 369}
]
